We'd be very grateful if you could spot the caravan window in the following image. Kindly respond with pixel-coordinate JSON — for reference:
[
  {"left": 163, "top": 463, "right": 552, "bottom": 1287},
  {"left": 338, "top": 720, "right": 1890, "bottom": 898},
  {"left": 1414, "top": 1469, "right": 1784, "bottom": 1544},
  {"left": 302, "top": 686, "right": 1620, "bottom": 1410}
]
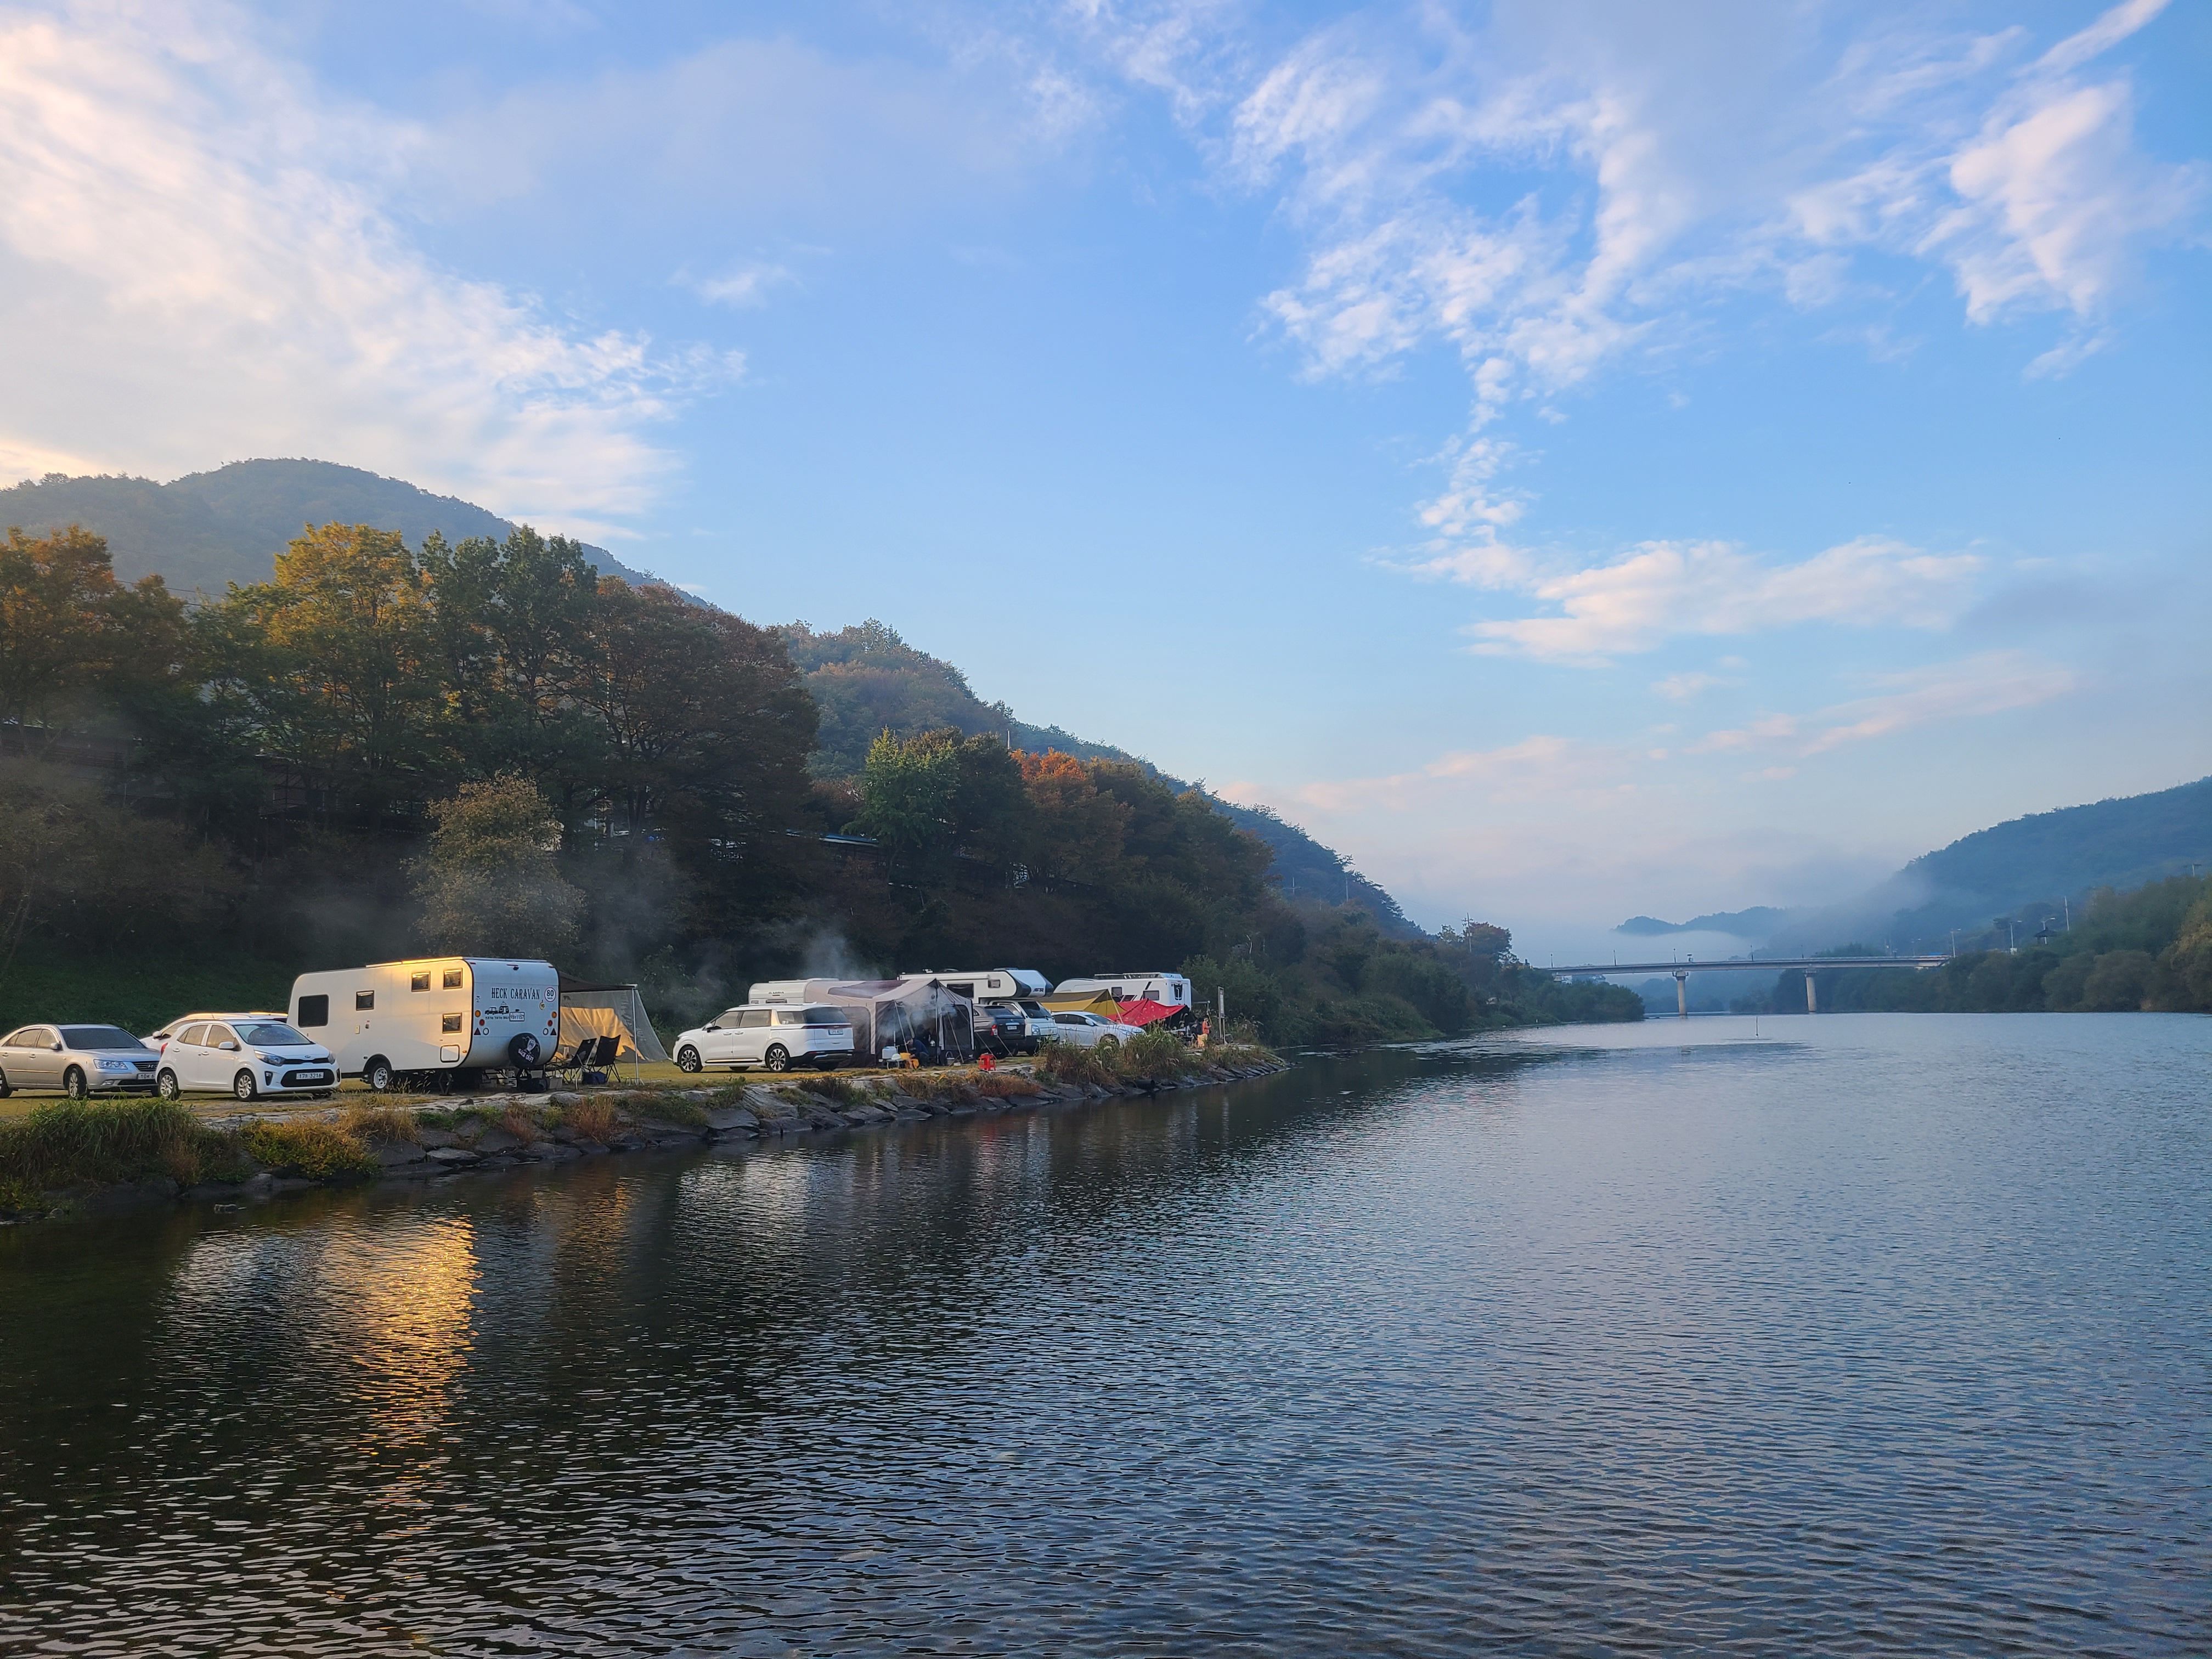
[
  {"left": 297, "top": 995, "right": 329, "bottom": 1028},
  {"left": 442, "top": 1014, "right": 463, "bottom": 1034},
  {"left": 356, "top": 991, "right": 375, "bottom": 1011},
  {"left": 443, "top": 968, "right": 463, "bottom": 989},
  {"left": 410, "top": 972, "right": 430, "bottom": 992}
]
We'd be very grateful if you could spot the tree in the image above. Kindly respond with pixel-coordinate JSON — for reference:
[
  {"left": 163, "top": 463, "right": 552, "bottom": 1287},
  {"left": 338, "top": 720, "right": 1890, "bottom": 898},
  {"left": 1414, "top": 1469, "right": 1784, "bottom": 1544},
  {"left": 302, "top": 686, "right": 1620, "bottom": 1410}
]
[
  {"left": 412, "top": 776, "right": 584, "bottom": 957},
  {"left": 0, "top": 525, "right": 182, "bottom": 735},
  {"left": 850, "top": 728, "right": 960, "bottom": 855},
  {"left": 203, "top": 523, "right": 444, "bottom": 804}
]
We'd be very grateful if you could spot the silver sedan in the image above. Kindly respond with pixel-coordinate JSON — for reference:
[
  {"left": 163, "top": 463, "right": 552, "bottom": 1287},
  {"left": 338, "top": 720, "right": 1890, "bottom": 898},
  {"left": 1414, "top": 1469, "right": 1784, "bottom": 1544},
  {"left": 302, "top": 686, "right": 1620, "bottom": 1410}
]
[{"left": 0, "top": 1023, "right": 161, "bottom": 1098}]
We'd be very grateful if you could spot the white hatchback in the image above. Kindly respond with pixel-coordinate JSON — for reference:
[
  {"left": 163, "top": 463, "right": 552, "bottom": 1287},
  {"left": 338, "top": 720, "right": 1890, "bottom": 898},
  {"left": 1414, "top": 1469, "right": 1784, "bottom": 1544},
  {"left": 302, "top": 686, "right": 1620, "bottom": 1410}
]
[
  {"left": 673, "top": 1005, "right": 855, "bottom": 1074},
  {"left": 150, "top": 1013, "right": 340, "bottom": 1102}
]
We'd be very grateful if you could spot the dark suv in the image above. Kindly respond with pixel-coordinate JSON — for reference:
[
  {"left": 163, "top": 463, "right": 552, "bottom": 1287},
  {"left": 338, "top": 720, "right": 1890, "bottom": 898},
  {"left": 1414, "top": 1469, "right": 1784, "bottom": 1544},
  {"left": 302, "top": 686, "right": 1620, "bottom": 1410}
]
[{"left": 972, "top": 1002, "right": 1033, "bottom": 1056}]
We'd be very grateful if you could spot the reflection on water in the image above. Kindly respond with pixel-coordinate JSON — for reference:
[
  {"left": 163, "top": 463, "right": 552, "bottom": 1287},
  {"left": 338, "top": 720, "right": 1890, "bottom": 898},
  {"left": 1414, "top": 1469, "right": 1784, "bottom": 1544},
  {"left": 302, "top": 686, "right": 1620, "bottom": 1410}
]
[{"left": 2, "top": 1014, "right": 2209, "bottom": 1656}]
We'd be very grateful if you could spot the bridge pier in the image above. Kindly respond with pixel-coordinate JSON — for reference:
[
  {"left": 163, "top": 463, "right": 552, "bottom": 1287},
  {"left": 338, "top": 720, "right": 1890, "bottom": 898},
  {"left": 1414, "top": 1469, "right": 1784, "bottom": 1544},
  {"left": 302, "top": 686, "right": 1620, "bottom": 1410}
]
[
  {"left": 1675, "top": 970, "right": 1688, "bottom": 1019},
  {"left": 1805, "top": 971, "right": 1818, "bottom": 1014}
]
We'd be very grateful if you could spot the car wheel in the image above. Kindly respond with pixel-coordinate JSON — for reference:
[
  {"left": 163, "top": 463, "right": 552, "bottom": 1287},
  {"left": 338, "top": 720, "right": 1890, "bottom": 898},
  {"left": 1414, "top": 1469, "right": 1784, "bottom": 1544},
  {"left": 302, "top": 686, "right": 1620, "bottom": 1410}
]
[
  {"left": 0, "top": 1067, "right": 12, "bottom": 1098},
  {"left": 363, "top": 1057, "right": 395, "bottom": 1093},
  {"left": 763, "top": 1045, "right": 791, "bottom": 1073},
  {"left": 63, "top": 1066, "right": 89, "bottom": 1099},
  {"left": 156, "top": 1070, "right": 181, "bottom": 1100},
  {"left": 233, "top": 1070, "right": 258, "bottom": 1102},
  {"left": 676, "top": 1045, "right": 702, "bottom": 1073},
  {"left": 1096, "top": 1036, "right": 1120, "bottom": 1052}
]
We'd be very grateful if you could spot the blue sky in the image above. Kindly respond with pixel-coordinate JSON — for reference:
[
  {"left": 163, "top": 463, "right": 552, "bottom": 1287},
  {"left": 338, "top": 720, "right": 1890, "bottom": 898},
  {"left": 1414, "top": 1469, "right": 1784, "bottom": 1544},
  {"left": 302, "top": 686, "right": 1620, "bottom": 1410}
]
[{"left": 2, "top": 0, "right": 2207, "bottom": 952}]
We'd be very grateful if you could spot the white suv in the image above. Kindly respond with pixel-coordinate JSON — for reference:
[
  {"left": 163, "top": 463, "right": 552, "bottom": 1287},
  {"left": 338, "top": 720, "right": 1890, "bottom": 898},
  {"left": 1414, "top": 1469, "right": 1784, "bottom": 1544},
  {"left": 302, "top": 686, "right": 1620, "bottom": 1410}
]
[
  {"left": 150, "top": 1013, "right": 338, "bottom": 1102},
  {"left": 673, "top": 1005, "right": 855, "bottom": 1074}
]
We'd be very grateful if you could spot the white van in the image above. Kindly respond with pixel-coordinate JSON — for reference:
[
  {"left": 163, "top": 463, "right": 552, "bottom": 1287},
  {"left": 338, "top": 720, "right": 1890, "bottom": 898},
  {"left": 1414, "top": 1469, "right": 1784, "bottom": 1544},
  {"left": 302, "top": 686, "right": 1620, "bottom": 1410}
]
[
  {"left": 916, "top": 969, "right": 1051, "bottom": 1003},
  {"left": 289, "top": 958, "right": 562, "bottom": 1092},
  {"left": 672, "top": 1005, "right": 855, "bottom": 1074},
  {"left": 1054, "top": 972, "right": 1193, "bottom": 1010}
]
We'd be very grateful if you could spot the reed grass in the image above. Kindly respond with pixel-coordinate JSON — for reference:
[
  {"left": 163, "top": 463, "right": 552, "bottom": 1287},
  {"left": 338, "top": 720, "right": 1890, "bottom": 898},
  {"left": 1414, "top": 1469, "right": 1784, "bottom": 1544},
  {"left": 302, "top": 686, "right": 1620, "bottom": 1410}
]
[{"left": 239, "top": 1120, "right": 376, "bottom": 1181}]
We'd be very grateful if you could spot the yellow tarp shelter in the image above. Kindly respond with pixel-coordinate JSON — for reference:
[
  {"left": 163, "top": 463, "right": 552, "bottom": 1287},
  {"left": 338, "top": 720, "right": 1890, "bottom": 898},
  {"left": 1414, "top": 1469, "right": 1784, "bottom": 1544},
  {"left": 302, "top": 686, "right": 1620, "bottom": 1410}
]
[{"left": 556, "top": 978, "right": 670, "bottom": 1068}]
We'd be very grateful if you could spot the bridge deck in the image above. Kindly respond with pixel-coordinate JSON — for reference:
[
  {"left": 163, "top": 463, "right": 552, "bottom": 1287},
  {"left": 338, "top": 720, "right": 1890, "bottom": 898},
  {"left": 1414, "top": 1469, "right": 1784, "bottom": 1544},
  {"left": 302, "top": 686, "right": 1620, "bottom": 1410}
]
[{"left": 1539, "top": 956, "right": 1951, "bottom": 977}]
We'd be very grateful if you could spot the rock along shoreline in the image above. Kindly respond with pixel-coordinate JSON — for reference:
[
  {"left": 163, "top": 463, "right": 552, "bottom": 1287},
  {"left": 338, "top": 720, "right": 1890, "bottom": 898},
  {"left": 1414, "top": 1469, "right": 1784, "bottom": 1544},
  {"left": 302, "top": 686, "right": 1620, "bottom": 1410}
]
[{"left": 2, "top": 1054, "right": 1294, "bottom": 1226}]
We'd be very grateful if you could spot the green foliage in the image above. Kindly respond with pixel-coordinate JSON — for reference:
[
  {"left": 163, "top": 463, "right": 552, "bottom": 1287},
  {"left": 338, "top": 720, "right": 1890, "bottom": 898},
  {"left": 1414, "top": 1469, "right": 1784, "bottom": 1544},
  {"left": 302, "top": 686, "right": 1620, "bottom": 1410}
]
[
  {"left": 851, "top": 728, "right": 961, "bottom": 853},
  {"left": 239, "top": 1119, "right": 377, "bottom": 1181},
  {"left": 1735, "top": 874, "right": 2212, "bottom": 1015},
  {"left": 411, "top": 775, "right": 584, "bottom": 956}
]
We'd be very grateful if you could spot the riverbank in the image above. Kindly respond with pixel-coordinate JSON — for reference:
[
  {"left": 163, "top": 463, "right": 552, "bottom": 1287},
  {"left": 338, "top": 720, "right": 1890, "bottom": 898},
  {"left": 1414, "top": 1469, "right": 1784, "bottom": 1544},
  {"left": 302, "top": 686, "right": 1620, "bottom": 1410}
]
[{"left": 0, "top": 1042, "right": 1286, "bottom": 1224}]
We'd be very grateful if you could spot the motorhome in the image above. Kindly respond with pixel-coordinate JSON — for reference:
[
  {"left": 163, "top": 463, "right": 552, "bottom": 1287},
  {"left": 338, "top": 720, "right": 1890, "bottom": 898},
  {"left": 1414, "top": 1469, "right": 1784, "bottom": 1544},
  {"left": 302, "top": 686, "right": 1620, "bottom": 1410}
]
[
  {"left": 289, "top": 958, "right": 561, "bottom": 1091},
  {"left": 913, "top": 969, "right": 1051, "bottom": 1004},
  {"left": 1053, "top": 972, "right": 1193, "bottom": 1011}
]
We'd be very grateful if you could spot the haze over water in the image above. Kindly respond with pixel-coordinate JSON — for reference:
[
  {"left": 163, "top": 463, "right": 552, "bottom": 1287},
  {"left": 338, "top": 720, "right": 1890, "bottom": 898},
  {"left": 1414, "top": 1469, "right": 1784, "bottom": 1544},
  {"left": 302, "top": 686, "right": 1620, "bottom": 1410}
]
[{"left": 4, "top": 1014, "right": 2208, "bottom": 1655}]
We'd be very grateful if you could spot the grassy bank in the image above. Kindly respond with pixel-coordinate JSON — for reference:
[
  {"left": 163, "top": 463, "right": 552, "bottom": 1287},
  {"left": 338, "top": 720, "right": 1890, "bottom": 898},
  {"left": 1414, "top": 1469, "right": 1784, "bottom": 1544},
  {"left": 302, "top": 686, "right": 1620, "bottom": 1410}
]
[{"left": 0, "top": 946, "right": 296, "bottom": 1039}]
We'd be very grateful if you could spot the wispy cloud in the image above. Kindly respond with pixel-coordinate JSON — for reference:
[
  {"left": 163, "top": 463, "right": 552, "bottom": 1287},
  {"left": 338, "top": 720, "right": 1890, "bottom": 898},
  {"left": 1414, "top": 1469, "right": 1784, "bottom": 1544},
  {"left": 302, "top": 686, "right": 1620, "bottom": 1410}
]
[
  {"left": 0, "top": 1, "right": 722, "bottom": 530},
  {"left": 1462, "top": 536, "right": 1983, "bottom": 663},
  {"left": 1692, "top": 651, "right": 2081, "bottom": 757},
  {"left": 683, "top": 261, "right": 798, "bottom": 310}
]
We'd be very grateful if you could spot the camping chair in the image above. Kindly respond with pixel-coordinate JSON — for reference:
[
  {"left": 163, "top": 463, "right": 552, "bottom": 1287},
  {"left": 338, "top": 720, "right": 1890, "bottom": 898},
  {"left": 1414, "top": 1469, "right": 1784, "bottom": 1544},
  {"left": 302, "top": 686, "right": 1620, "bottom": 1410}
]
[{"left": 552, "top": 1035, "right": 620, "bottom": 1084}]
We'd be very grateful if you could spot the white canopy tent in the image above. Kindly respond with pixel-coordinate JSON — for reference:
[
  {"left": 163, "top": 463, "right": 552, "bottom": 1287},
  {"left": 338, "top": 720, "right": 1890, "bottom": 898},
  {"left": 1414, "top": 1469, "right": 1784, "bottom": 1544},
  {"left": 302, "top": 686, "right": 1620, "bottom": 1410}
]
[{"left": 556, "top": 977, "right": 670, "bottom": 1068}]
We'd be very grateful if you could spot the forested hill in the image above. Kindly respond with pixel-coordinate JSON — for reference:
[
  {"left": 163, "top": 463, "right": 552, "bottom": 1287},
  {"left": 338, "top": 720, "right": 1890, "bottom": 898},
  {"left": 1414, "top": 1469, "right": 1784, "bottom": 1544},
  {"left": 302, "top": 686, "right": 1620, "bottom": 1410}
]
[
  {"left": 0, "top": 460, "right": 660, "bottom": 594},
  {"left": 1908, "top": 776, "right": 2211, "bottom": 905},
  {"left": 5, "top": 464, "right": 1422, "bottom": 938},
  {"left": 783, "top": 620, "right": 1420, "bottom": 937}
]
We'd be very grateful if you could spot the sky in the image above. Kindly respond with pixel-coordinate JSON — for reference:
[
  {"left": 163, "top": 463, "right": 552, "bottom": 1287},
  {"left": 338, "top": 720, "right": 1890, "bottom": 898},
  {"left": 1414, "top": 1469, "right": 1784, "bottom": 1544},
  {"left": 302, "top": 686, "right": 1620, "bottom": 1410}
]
[{"left": 2, "top": 0, "right": 2207, "bottom": 955}]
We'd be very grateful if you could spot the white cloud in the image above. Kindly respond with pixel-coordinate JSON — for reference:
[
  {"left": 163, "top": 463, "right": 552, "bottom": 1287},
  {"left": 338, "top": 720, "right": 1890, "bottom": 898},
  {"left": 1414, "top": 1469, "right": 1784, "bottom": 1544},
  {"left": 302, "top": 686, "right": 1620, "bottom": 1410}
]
[
  {"left": 1693, "top": 651, "right": 2081, "bottom": 757},
  {"left": 1464, "top": 535, "right": 1983, "bottom": 662},
  {"left": 0, "top": 2, "right": 734, "bottom": 529}
]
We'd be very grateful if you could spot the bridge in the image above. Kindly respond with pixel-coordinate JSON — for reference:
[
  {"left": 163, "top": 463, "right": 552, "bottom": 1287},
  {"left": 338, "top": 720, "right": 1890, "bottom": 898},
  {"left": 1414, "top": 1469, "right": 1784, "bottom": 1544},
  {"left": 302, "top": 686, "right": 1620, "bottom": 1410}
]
[{"left": 1534, "top": 955, "right": 1954, "bottom": 1016}]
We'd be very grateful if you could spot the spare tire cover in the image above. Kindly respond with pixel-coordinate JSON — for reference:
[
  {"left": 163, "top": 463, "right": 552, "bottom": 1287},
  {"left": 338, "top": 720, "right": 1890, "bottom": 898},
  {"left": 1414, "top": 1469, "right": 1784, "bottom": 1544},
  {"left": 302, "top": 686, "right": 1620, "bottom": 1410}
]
[{"left": 507, "top": 1033, "right": 543, "bottom": 1068}]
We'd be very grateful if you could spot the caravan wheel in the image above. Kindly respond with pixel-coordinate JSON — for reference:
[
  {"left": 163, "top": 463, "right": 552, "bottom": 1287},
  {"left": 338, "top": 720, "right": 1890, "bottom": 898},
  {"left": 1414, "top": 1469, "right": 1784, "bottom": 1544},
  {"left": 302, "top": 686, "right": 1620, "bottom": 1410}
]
[{"left": 363, "top": 1057, "right": 395, "bottom": 1093}]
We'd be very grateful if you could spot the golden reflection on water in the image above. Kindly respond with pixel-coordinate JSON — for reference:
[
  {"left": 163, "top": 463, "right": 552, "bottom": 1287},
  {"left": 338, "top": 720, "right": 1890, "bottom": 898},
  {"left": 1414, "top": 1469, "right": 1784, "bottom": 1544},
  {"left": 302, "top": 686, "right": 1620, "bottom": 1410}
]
[{"left": 313, "top": 1217, "right": 479, "bottom": 1445}]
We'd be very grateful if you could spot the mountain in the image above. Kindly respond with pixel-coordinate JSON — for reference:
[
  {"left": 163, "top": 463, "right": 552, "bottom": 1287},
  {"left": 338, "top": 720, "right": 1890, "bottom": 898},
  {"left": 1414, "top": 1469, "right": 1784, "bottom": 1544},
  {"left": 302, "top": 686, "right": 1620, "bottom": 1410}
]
[
  {"left": 1742, "top": 777, "right": 2212, "bottom": 952},
  {"left": 0, "top": 459, "right": 661, "bottom": 594},
  {"left": 1615, "top": 907, "right": 1788, "bottom": 939},
  {"left": 782, "top": 620, "right": 1423, "bottom": 937}
]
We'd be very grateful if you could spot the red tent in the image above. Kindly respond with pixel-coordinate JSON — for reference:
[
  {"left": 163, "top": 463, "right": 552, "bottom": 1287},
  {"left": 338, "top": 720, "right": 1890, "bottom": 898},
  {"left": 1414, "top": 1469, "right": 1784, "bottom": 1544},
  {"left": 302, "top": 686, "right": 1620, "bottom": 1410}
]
[{"left": 1115, "top": 998, "right": 1180, "bottom": 1028}]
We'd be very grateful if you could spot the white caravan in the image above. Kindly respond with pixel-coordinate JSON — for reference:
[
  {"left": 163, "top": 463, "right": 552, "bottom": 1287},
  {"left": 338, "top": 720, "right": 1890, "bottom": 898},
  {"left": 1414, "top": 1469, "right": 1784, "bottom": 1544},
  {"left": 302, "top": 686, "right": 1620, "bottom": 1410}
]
[
  {"left": 913, "top": 969, "right": 1051, "bottom": 1003},
  {"left": 289, "top": 957, "right": 561, "bottom": 1091},
  {"left": 1053, "top": 972, "right": 1193, "bottom": 1010}
]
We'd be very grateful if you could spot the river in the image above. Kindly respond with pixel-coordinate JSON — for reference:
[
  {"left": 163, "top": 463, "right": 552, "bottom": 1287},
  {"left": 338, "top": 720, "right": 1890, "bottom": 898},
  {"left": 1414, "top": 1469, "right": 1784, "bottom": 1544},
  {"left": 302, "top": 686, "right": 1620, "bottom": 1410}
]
[{"left": 3, "top": 1013, "right": 2208, "bottom": 1655}]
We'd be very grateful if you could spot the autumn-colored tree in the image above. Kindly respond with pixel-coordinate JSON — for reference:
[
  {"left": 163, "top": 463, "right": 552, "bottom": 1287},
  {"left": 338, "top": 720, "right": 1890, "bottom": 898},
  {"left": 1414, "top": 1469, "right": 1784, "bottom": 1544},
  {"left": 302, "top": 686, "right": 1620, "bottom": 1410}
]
[
  {"left": 0, "top": 525, "right": 184, "bottom": 735},
  {"left": 204, "top": 523, "right": 444, "bottom": 802}
]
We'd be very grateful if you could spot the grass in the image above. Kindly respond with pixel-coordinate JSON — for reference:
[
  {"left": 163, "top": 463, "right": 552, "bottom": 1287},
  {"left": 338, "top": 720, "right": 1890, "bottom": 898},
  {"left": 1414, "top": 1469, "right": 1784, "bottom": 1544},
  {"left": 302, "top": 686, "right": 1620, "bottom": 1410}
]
[
  {"left": 340, "top": 1102, "right": 420, "bottom": 1143},
  {"left": 0, "top": 945, "right": 296, "bottom": 1039},
  {"left": 238, "top": 1120, "right": 376, "bottom": 1181},
  {"left": 0, "top": 1098, "right": 257, "bottom": 1209}
]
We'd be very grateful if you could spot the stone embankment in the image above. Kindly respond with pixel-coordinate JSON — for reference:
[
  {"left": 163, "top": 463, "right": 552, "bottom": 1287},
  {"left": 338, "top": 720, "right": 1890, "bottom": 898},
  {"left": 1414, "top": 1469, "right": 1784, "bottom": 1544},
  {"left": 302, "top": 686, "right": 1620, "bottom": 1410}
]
[{"left": 3, "top": 1054, "right": 1291, "bottom": 1221}]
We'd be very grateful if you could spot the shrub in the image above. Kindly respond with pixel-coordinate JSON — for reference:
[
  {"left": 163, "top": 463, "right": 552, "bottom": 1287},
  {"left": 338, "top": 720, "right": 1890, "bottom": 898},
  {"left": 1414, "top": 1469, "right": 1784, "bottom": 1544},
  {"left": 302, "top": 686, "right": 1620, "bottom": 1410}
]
[
  {"left": 561, "top": 1097, "right": 620, "bottom": 1144},
  {"left": 341, "top": 1102, "right": 420, "bottom": 1144},
  {"left": 498, "top": 1104, "right": 543, "bottom": 1144},
  {"left": 1036, "top": 1042, "right": 1116, "bottom": 1089},
  {"left": 0, "top": 1099, "right": 219, "bottom": 1198},
  {"left": 240, "top": 1120, "right": 376, "bottom": 1181},
  {"left": 1111, "top": 1027, "right": 1201, "bottom": 1084}
]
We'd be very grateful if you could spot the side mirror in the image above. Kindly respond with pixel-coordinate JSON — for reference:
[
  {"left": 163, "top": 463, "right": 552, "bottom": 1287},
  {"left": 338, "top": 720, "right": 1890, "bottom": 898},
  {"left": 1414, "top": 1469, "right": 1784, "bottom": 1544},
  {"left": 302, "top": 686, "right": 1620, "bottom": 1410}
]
[
  {"left": 51, "top": 1043, "right": 64, "bottom": 1052},
  {"left": 703, "top": 1023, "right": 719, "bottom": 1031},
  {"left": 219, "top": 1040, "right": 240, "bottom": 1052}
]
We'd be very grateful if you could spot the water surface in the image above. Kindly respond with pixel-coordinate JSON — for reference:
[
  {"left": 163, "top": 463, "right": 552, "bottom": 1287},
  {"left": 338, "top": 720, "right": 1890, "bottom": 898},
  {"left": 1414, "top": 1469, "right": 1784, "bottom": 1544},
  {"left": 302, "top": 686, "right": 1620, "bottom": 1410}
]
[{"left": 3, "top": 1014, "right": 2208, "bottom": 1655}]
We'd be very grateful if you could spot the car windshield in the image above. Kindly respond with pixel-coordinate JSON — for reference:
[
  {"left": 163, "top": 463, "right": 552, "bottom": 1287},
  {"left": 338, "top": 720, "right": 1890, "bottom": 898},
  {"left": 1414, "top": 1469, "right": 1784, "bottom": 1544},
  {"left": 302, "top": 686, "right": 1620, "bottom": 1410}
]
[
  {"left": 59, "top": 1025, "right": 148, "bottom": 1051},
  {"left": 238, "top": 1023, "right": 310, "bottom": 1046}
]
